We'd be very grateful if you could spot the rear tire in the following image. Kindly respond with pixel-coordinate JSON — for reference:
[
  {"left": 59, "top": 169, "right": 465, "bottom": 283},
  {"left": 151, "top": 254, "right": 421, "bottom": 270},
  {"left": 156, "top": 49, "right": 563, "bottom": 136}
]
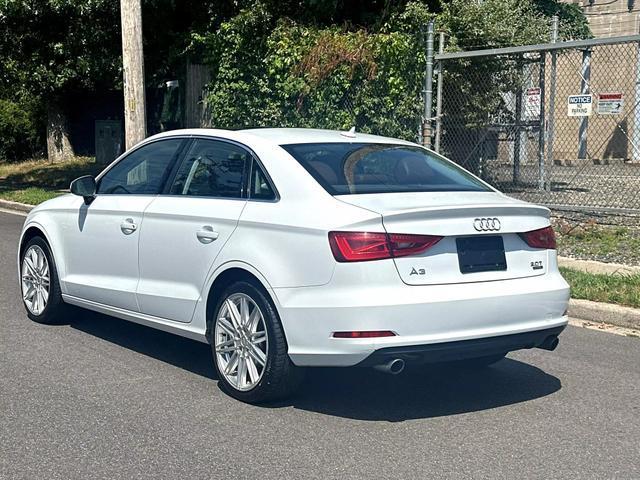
[
  {"left": 209, "top": 280, "right": 303, "bottom": 403},
  {"left": 20, "top": 236, "right": 66, "bottom": 324}
]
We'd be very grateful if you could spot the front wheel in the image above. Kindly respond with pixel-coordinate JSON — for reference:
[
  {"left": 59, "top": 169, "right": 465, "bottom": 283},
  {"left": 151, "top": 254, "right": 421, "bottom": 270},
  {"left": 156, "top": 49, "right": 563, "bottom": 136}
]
[
  {"left": 20, "top": 236, "right": 66, "bottom": 324},
  {"left": 209, "top": 281, "right": 303, "bottom": 403}
]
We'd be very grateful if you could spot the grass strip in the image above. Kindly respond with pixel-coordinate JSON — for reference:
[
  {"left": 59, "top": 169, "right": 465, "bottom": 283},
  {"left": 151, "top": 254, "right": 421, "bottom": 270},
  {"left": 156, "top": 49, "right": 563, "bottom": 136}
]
[
  {"left": 0, "top": 156, "right": 100, "bottom": 205},
  {"left": 0, "top": 187, "right": 63, "bottom": 205},
  {"left": 560, "top": 267, "right": 640, "bottom": 309}
]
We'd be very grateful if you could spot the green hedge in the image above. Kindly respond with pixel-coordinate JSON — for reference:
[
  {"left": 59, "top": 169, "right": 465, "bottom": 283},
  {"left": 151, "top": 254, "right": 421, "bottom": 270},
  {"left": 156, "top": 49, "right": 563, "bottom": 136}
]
[
  {"left": 0, "top": 99, "right": 42, "bottom": 162},
  {"left": 194, "top": 0, "right": 589, "bottom": 142},
  {"left": 197, "top": 5, "right": 426, "bottom": 141}
]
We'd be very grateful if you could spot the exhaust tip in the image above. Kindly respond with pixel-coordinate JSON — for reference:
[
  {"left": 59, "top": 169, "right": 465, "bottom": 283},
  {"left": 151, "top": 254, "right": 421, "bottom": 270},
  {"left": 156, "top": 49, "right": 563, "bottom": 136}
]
[
  {"left": 389, "top": 358, "right": 405, "bottom": 374},
  {"left": 373, "top": 358, "right": 406, "bottom": 375},
  {"left": 539, "top": 336, "right": 559, "bottom": 351}
]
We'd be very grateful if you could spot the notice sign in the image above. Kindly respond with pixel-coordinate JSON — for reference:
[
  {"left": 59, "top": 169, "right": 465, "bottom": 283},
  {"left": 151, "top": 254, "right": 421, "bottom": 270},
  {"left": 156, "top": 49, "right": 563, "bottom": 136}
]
[
  {"left": 524, "top": 87, "right": 541, "bottom": 118},
  {"left": 568, "top": 94, "right": 593, "bottom": 117},
  {"left": 597, "top": 92, "right": 623, "bottom": 115}
]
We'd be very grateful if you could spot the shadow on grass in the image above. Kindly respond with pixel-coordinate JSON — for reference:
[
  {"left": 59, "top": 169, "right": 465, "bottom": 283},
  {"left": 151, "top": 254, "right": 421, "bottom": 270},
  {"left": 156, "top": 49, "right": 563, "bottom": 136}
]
[
  {"left": 0, "top": 158, "right": 102, "bottom": 190},
  {"left": 68, "top": 308, "right": 561, "bottom": 422},
  {"left": 0, "top": 158, "right": 103, "bottom": 204}
]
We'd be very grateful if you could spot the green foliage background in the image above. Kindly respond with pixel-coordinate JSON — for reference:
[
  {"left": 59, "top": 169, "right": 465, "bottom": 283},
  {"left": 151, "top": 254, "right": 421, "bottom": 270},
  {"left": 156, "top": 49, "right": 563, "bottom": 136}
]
[
  {"left": 0, "top": 0, "right": 590, "bottom": 160},
  {"left": 194, "top": 5, "right": 427, "bottom": 139},
  {"left": 195, "top": 0, "right": 590, "bottom": 141},
  {"left": 0, "top": 98, "right": 43, "bottom": 161}
]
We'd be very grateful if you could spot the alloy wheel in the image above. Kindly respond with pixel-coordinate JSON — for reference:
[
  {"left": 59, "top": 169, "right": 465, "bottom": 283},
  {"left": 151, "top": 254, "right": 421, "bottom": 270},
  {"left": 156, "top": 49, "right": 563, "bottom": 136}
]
[
  {"left": 214, "top": 293, "right": 269, "bottom": 391},
  {"left": 21, "top": 245, "right": 51, "bottom": 316}
]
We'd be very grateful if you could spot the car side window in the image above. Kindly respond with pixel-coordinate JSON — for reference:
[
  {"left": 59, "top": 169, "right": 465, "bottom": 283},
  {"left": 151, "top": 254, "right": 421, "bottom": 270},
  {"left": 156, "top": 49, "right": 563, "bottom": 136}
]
[
  {"left": 97, "top": 139, "right": 183, "bottom": 195},
  {"left": 169, "top": 139, "right": 249, "bottom": 198},
  {"left": 249, "top": 162, "right": 276, "bottom": 200}
]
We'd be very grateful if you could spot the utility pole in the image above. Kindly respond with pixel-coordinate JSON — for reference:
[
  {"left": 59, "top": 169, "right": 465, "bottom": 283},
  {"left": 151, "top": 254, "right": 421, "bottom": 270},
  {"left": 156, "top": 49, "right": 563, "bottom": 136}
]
[{"left": 120, "top": 0, "right": 147, "bottom": 150}]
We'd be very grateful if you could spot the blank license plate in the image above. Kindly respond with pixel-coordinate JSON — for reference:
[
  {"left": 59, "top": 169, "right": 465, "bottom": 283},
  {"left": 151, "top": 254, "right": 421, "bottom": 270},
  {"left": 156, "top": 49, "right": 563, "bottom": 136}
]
[{"left": 456, "top": 236, "right": 507, "bottom": 274}]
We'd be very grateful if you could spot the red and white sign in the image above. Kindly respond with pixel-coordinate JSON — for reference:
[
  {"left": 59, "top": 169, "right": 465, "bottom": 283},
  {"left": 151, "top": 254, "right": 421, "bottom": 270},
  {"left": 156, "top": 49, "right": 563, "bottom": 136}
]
[
  {"left": 597, "top": 92, "right": 623, "bottom": 115},
  {"left": 524, "top": 87, "right": 541, "bottom": 119}
]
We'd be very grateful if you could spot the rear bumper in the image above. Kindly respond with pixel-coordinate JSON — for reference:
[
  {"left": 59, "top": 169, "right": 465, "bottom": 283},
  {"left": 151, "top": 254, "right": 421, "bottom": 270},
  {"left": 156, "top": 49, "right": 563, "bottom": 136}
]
[
  {"left": 273, "top": 269, "right": 570, "bottom": 367},
  {"left": 358, "top": 325, "right": 565, "bottom": 366}
]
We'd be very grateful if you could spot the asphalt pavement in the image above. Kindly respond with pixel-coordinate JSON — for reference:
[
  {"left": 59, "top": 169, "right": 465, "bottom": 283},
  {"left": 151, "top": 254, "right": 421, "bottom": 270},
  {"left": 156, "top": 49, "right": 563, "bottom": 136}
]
[{"left": 0, "top": 210, "right": 638, "bottom": 479}]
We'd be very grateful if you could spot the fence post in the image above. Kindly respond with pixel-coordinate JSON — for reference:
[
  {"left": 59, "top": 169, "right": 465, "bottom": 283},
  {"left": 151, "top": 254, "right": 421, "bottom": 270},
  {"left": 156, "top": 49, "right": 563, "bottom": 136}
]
[
  {"left": 578, "top": 48, "right": 591, "bottom": 159},
  {"left": 434, "top": 31, "right": 445, "bottom": 153},
  {"left": 546, "top": 15, "right": 559, "bottom": 191},
  {"left": 513, "top": 88, "right": 522, "bottom": 185},
  {"left": 514, "top": 57, "right": 534, "bottom": 185},
  {"left": 633, "top": 32, "right": 640, "bottom": 162},
  {"left": 423, "top": 20, "right": 435, "bottom": 148},
  {"left": 538, "top": 52, "right": 546, "bottom": 191}
]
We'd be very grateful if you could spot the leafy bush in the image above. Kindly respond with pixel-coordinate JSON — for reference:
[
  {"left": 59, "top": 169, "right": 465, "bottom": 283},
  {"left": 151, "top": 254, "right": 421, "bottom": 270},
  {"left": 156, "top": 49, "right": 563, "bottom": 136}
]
[
  {"left": 196, "top": 0, "right": 589, "bottom": 142},
  {"left": 197, "top": 5, "right": 426, "bottom": 140},
  {"left": 0, "top": 99, "right": 42, "bottom": 162}
]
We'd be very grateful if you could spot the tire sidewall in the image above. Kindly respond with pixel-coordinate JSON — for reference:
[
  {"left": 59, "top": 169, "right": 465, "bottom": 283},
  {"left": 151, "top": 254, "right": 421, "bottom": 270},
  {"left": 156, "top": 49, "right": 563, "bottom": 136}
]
[
  {"left": 20, "top": 236, "right": 62, "bottom": 323},
  {"left": 210, "top": 280, "right": 284, "bottom": 402}
]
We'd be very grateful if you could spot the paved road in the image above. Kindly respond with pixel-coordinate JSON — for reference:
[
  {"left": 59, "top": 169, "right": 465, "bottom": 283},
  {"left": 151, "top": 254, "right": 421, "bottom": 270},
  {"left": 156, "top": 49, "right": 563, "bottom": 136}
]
[{"left": 0, "top": 210, "right": 638, "bottom": 479}]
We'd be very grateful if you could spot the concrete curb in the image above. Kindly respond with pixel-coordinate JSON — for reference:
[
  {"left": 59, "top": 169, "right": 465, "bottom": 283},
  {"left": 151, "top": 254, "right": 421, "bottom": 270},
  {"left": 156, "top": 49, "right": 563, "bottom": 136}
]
[
  {"left": 0, "top": 199, "right": 33, "bottom": 213},
  {"left": 568, "top": 298, "right": 640, "bottom": 330},
  {"left": 558, "top": 256, "right": 640, "bottom": 276}
]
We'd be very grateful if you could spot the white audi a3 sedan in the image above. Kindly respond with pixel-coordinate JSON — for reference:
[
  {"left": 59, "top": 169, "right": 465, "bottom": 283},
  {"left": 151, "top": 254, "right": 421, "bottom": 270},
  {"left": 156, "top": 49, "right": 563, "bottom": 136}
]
[{"left": 18, "top": 128, "right": 570, "bottom": 403}]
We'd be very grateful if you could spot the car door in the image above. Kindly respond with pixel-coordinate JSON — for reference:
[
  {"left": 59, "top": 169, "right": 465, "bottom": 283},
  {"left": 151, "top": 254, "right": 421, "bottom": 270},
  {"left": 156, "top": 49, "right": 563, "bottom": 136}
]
[
  {"left": 62, "top": 138, "right": 185, "bottom": 311},
  {"left": 136, "top": 138, "right": 251, "bottom": 323}
]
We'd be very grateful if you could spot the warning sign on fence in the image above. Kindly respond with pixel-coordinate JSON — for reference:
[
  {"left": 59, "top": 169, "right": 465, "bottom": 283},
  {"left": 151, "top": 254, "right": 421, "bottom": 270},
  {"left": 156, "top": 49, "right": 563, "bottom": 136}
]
[
  {"left": 524, "top": 87, "right": 541, "bottom": 118},
  {"left": 597, "top": 92, "right": 623, "bottom": 115},
  {"left": 568, "top": 94, "right": 593, "bottom": 117}
]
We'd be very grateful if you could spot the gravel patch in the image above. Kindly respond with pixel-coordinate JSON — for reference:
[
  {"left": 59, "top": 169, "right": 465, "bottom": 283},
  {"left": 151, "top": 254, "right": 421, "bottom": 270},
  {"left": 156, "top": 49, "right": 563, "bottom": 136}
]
[{"left": 552, "top": 210, "right": 640, "bottom": 266}]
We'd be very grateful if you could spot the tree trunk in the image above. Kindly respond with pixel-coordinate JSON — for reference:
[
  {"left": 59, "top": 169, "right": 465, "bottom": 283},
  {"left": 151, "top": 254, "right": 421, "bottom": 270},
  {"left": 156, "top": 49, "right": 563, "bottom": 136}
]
[{"left": 46, "top": 101, "right": 74, "bottom": 162}]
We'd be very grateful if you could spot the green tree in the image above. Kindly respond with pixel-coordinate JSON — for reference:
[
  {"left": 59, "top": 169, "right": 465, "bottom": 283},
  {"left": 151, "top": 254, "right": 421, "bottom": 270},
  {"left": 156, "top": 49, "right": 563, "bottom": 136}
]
[
  {"left": 195, "top": 0, "right": 590, "bottom": 142},
  {"left": 0, "top": 0, "right": 228, "bottom": 161},
  {"left": 0, "top": 0, "right": 122, "bottom": 160}
]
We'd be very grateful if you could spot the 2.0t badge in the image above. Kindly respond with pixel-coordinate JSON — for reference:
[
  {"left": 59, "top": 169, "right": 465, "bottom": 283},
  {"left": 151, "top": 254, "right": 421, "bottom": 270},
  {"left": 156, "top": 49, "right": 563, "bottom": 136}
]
[{"left": 473, "top": 217, "right": 501, "bottom": 232}]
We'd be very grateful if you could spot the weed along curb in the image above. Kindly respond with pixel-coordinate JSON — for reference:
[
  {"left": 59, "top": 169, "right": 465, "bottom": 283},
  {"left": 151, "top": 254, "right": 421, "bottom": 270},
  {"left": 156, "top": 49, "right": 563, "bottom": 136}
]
[
  {"left": 568, "top": 299, "right": 640, "bottom": 330},
  {"left": 0, "top": 199, "right": 33, "bottom": 213}
]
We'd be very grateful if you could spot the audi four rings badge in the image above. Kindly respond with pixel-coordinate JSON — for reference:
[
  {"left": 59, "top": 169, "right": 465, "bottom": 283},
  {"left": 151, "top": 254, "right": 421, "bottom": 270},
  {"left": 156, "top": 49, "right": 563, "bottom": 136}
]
[{"left": 473, "top": 217, "right": 501, "bottom": 231}]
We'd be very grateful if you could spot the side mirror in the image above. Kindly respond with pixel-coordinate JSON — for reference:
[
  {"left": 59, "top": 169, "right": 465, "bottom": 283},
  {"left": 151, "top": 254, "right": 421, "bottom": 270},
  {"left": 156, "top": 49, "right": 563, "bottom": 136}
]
[{"left": 70, "top": 175, "right": 97, "bottom": 204}]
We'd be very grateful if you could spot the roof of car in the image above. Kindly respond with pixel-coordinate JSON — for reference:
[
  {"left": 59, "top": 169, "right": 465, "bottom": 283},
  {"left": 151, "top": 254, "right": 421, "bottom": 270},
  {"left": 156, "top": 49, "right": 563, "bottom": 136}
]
[
  {"left": 145, "top": 128, "right": 416, "bottom": 147},
  {"left": 240, "top": 128, "right": 416, "bottom": 146}
]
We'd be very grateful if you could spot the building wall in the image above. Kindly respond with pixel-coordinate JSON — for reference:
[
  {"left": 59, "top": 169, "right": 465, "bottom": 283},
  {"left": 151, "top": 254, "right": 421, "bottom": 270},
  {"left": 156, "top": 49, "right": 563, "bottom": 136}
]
[
  {"left": 551, "top": 2, "right": 640, "bottom": 162},
  {"left": 563, "top": 0, "right": 640, "bottom": 37}
]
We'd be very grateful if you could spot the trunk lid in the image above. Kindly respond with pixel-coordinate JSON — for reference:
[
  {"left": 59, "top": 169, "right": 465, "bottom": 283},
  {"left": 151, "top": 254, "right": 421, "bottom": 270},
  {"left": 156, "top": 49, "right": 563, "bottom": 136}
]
[{"left": 336, "top": 192, "right": 551, "bottom": 285}]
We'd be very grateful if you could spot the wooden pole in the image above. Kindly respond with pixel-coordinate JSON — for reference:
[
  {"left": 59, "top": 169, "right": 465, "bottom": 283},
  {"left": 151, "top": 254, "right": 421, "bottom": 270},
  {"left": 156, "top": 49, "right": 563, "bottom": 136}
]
[{"left": 120, "top": 0, "right": 147, "bottom": 150}]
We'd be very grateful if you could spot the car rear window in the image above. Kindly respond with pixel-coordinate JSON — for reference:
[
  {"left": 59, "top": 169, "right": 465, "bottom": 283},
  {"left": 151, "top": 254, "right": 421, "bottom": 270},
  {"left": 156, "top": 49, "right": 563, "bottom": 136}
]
[{"left": 281, "top": 143, "right": 490, "bottom": 195}]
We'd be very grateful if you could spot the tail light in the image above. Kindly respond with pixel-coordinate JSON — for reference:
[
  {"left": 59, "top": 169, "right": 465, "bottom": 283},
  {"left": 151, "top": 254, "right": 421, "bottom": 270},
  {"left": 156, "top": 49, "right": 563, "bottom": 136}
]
[
  {"left": 519, "top": 226, "right": 556, "bottom": 249},
  {"left": 328, "top": 231, "right": 443, "bottom": 262}
]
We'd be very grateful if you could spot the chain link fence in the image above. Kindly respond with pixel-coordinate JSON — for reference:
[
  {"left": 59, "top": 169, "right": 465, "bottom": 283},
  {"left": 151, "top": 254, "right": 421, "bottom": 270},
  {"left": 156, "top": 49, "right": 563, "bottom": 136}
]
[
  {"left": 190, "top": 26, "right": 640, "bottom": 215},
  {"left": 434, "top": 35, "right": 640, "bottom": 214}
]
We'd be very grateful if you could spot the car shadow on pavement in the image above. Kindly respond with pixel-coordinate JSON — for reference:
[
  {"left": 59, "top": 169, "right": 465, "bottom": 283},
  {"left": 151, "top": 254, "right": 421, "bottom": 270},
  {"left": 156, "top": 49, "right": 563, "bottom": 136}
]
[
  {"left": 287, "top": 361, "right": 561, "bottom": 422},
  {"left": 70, "top": 310, "right": 561, "bottom": 422},
  {"left": 69, "top": 310, "right": 217, "bottom": 380}
]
